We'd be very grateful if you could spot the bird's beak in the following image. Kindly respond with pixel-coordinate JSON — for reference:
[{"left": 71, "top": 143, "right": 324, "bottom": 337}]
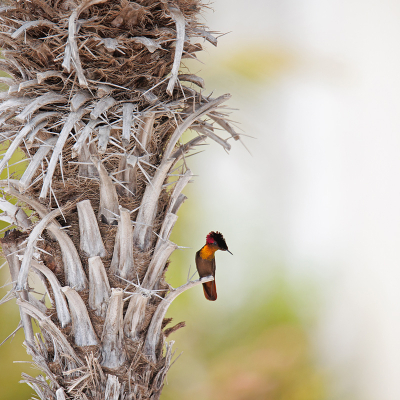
[{"left": 226, "top": 249, "right": 233, "bottom": 255}]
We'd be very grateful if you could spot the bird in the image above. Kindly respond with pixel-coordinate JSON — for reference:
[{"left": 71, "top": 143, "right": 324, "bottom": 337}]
[{"left": 195, "top": 231, "right": 232, "bottom": 301}]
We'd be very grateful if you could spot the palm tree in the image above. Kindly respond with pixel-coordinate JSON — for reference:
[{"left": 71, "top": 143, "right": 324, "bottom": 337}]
[{"left": 0, "top": 0, "right": 238, "bottom": 398}]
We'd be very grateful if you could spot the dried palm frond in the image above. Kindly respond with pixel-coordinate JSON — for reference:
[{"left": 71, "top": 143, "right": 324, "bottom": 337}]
[{"left": 0, "top": 1, "right": 240, "bottom": 399}]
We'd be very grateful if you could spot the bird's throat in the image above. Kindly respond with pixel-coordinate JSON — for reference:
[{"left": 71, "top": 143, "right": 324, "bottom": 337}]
[{"left": 199, "top": 244, "right": 218, "bottom": 260}]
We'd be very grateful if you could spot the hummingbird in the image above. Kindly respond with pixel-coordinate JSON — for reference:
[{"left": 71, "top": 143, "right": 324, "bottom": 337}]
[{"left": 195, "top": 231, "right": 232, "bottom": 301}]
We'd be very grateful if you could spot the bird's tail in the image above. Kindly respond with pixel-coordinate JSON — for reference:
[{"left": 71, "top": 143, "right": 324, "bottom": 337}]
[{"left": 202, "top": 280, "right": 217, "bottom": 301}]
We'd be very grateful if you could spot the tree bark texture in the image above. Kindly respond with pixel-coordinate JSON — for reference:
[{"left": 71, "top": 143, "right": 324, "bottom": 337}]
[{"left": 0, "top": 1, "right": 239, "bottom": 399}]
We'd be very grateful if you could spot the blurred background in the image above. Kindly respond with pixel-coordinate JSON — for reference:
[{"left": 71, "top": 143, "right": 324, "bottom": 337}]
[{"left": 2, "top": 0, "right": 400, "bottom": 399}]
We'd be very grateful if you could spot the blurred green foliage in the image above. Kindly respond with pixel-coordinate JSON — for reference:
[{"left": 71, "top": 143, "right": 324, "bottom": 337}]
[
  {"left": 0, "top": 145, "right": 35, "bottom": 400},
  {"left": 221, "top": 47, "right": 291, "bottom": 82},
  {"left": 0, "top": 274, "right": 35, "bottom": 400}
]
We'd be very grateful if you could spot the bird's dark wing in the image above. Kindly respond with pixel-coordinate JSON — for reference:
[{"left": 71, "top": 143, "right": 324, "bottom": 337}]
[
  {"left": 195, "top": 250, "right": 215, "bottom": 277},
  {"left": 195, "top": 251, "right": 217, "bottom": 301}
]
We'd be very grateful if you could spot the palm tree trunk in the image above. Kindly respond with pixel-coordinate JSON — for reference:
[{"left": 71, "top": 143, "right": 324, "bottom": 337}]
[{"left": 0, "top": 1, "right": 238, "bottom": 398}]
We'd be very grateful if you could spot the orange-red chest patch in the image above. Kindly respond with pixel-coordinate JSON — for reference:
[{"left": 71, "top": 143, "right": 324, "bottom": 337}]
[{"left": 199, "top": 244, "right": 218, "bottom": 260}]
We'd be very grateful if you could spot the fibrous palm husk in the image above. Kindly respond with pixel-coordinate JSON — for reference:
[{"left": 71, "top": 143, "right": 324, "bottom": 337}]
[{"left": 0, "top": 1, "right": 241, "bottom": 399}]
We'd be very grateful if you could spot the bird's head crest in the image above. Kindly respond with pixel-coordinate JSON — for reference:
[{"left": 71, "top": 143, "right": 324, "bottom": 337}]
[{"left": 206, "top": 231, "right": 229, "bottom": 251}]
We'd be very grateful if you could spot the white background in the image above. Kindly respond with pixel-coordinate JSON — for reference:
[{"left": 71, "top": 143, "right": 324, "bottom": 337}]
[{"left": 182, "top": 1, "right": 400, "bottom": 399}]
